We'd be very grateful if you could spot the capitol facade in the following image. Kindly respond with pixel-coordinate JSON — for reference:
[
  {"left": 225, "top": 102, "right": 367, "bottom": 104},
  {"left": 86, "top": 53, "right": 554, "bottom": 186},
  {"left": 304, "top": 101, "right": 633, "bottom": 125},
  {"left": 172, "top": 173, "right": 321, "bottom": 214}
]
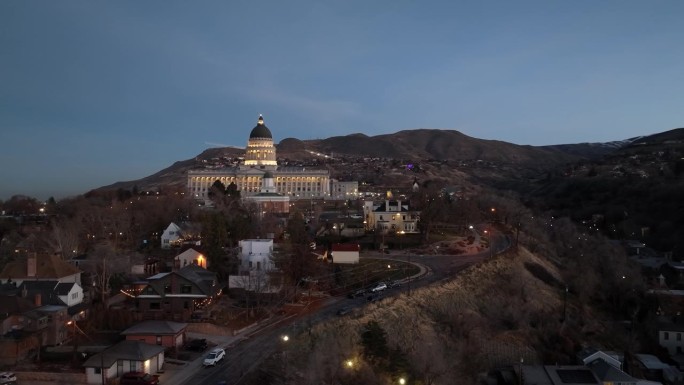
[{"left": 187, "top": 115, "right": 331, "bottom": 200}]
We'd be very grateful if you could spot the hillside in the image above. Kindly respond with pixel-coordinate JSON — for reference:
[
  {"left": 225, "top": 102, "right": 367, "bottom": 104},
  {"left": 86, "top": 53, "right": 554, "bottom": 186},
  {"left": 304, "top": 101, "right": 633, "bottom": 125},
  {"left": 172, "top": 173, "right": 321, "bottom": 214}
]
[
  {"left": 272, "top": 245, "right": 636, "bottom": 384},
  {"left": 96, "top": 128, "right": 625, "bottom": 194}
]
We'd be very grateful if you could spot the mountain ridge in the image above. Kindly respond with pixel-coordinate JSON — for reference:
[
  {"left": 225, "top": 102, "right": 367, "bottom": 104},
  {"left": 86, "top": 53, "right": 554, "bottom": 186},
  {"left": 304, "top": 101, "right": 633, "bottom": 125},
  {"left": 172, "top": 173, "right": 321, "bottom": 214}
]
[{"left": 97, "top": 127, "right": 684, "bottom": 193}]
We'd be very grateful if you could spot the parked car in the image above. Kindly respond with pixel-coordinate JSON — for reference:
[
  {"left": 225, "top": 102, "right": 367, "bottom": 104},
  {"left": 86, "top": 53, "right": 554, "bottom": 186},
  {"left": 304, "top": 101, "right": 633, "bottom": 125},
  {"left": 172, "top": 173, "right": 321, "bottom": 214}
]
[
  {"left": 120, "top": 372, "right": 159, "bottom": 385},
  {"left": 371, "top": 282, "right": 387, "bottom": 292},
  {"left": 185, "top": 338, "right": 208, "bottom": 351},
  {"left": 203, "top": 347, "right": 226, "bottom": 367},
  {"left": 0, "top": 372, "right": 16, "bottom": 384}
]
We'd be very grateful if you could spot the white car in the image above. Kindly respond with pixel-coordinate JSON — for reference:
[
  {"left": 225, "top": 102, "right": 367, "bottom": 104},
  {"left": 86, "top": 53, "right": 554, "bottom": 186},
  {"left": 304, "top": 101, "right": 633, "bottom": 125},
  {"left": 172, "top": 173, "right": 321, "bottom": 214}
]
[
  {"left": 0, "top": 372, "right": 16, "bottom": 384},
  {"left": 203, "top": 348, "right": 226, "bottom": 367},
  {"left": 371, "top": 282, "right": 387, "bottom": 292}
]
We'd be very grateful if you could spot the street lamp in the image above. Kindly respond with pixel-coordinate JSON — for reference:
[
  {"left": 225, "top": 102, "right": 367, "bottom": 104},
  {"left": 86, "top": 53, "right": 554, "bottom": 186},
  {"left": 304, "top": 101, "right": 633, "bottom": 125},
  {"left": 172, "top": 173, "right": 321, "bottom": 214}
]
[{"left": 399, "top": 378, "right": 406, "bottom": 384}]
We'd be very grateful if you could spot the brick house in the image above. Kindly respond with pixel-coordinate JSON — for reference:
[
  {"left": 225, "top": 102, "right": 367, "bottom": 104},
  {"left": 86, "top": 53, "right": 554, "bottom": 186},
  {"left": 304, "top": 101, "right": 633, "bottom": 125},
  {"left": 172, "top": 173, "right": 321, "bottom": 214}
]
[
  {"left": 121, "top": 320, "right": 187, "bottom": 349},
  {"left": 129, "top": 264, "right": 220, "bottom": 322}
]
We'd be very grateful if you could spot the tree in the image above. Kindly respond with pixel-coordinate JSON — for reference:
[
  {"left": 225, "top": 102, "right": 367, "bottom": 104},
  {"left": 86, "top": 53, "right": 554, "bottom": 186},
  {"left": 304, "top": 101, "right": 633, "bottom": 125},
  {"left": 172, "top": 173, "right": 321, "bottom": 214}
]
[{"left": 361, "top": 321, "right": 388, "bottom": 363}]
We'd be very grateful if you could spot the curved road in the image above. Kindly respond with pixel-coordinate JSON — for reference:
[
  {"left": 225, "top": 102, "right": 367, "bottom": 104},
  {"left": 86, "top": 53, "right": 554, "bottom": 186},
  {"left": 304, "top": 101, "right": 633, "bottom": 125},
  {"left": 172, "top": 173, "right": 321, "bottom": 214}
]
[{"left": 186, "top": 230, "right": 511, "bottom": 385}]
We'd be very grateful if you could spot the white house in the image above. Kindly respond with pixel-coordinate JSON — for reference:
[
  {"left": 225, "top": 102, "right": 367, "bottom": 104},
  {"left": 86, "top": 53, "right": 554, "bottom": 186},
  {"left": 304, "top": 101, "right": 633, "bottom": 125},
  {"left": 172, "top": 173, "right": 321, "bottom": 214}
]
[
  {"left": 330, "top": 180, "right": 359, "bottom": 200},
  {"left": 659, "top": 321, "right": 684, "bottom": 355},
  {"left": 363, "top": 200, "right": 419, "bottom": 234},
  {"left": 330, "top": 244, "right": 360, "bottom": 264},
  {"left": 239, "top": 239, "right": 275, "bottom": 272},
  {"left": 83, "top": 340, "right": 165, "bottom": 385},
  {"left": 55, "top": 282, "right": 83, "bottom": 307},
  {"left": 174, "top": 248, "right": 206, "bottom": 269},
  {"left": 161, "top": 222, "right": 201, "bottom": 249}
]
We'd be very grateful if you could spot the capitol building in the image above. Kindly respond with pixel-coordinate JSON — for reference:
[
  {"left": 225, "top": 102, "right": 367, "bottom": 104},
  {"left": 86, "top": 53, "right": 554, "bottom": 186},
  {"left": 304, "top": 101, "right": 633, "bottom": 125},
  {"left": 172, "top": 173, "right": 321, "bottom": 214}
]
[{"left": 187, "top": 115, "right": 332, "bottom": 201}]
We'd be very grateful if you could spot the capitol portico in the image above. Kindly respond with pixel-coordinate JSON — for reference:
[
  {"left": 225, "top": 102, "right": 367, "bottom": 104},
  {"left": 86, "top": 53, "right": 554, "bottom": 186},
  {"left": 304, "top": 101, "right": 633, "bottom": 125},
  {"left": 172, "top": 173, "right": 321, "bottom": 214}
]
[{"left": 187, "top": 115, "right": 331, "bottom": 200}]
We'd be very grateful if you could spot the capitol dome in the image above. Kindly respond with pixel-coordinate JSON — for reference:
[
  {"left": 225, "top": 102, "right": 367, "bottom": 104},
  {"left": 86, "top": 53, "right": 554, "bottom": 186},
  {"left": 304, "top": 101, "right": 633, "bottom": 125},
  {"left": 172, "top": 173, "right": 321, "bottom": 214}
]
[{"left": 249, "top": 115, "right": 272, "bottom": 139}]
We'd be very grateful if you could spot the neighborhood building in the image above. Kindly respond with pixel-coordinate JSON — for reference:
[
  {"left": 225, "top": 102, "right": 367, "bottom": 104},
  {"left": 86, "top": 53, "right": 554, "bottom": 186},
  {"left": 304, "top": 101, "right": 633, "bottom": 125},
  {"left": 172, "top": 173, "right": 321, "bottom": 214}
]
[
  {"left": 82, "top": 340, "right": 165, "bottom": 385},
  {"left": 330, "top": 243, "right": 360, "bottom": 264},
  {"left": 121, "top": 320, "right": 187, "bottom": 349},
  {"left": 363, "top": 199, "right": 419, "bottom": 234},
  {"left": 174, "top": 248, "right": 207, "bottom": 269},
  {"left": 125, "top": 264, "right": 220, "bottom": 322},
  {"left": 239, "top": 239, "right": 275, "bottom": 272},
  {"left": 160, "top": 222, "right": 201, "bottom": 249}
]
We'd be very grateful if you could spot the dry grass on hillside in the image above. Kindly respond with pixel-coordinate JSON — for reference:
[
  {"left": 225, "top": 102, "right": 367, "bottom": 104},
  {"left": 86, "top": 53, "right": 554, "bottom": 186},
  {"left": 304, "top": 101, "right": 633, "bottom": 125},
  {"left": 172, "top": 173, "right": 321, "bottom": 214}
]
[{"left": 286, "top": 247, "right": 588, "bottom": 384}]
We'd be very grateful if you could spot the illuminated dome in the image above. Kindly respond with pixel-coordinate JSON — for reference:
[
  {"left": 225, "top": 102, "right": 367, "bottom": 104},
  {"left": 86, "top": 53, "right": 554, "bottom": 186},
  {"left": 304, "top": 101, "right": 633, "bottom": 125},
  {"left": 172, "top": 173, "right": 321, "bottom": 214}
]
[
  {"left": 249, "top": 115, "right": 273, "bottom": 139},
  {"left": 243, "top": 114, "right": 277, "bottom": 169}
]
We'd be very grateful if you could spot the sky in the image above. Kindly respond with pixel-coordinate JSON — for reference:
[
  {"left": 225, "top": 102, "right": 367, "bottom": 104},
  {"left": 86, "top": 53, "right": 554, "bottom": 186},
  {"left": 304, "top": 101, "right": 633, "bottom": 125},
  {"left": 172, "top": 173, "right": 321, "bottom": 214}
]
[{"left": 1, "top": 1, "right": 683, "bottom": 200}]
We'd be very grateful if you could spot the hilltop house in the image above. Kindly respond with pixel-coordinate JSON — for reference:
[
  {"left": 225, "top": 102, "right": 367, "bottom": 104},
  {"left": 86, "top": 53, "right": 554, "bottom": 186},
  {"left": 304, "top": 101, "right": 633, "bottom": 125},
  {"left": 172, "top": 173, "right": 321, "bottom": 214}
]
[
  {"left": 363, "top": 200, "right": 419, "bottom": 234},
  {"left": 161, "top": 222, "right": 201, "bottom": 249}
]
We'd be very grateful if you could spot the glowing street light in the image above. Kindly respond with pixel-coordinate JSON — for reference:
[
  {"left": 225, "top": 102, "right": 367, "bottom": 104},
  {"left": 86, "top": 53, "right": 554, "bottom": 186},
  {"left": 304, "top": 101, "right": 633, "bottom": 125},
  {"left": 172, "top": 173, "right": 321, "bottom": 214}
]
[
  {"left": 399, "top": 378, "right": 406, "bottom": 384},
  {"left": 281, "top": 335, "right": 289, "bottom": 342}
]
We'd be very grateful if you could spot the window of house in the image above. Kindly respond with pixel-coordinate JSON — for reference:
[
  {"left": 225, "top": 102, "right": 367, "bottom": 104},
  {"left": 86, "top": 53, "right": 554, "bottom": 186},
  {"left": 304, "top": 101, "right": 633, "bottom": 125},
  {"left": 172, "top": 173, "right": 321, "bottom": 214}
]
[
  {"left": 130, "top": 361, "right": 136, "bottom": 371},
  {"left": 257, "top": 261, "right": 261, "bottom": 270},
  {"left": 181, "top": 285, "right": 192, "bottom": 294},
  {"left": 678, "top": 333, "right": 682, "bottom": 341},
  {"left": 118, "top": 361, "right": 123, "bottom": 375},
  {"left": 665, "top": 332, "right": 670, "bottom": 340},
  {"left": 95, "top": 368, "right": 101, "bottom": 374},
  {"left": 150, "top": 302, "right": 161, "bottom": 310},
  {"left": 156, "top": 336, "right": 162, "bottom": 345}
]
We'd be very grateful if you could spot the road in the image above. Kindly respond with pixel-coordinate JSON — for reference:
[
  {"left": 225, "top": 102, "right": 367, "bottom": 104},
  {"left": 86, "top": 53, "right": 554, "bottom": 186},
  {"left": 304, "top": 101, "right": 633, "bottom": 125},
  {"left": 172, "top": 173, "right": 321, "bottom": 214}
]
[{"left": 185, "top": 231, "right": 511, "bottom": 385}]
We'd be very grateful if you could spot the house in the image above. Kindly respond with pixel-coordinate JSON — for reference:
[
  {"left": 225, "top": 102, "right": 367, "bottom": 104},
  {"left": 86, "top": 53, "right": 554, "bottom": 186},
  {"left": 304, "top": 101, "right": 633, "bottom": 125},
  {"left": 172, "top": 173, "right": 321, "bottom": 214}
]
[
  {"left": 633, "top": 354, "right": 670, "bottom": 382},
  {"left": 577, "top": 347, "right": 623, "bottom": 369},
  {"left": 658, "top": 319, "right": 684, "bottom": 355},
  {"left": 128, "top": 264, "right": 220, "bottom": 322},
  {"left": 17, "top": 280, "right": 84, "bottom": 308},
  {"left": 363, "top": 200, "right": 419, "bottom": 234},
  {"left": 0, "top": 294, "right": 46, "bottom": 365},
  {"left": 239, "top": 239, "right": 275, "bottom": 272},
  {"left": 174, "top": 248, "right": 207, "bottom": 269},
  {"left": 160, "top": 222, "right": 201, "bottom": 249},
  {"left": 0, "top": 252, "right": 82, "bottom": 287},
  {"left": 82, "top": 340, "right": 165, "bottom": 385},
  {"left": 330, "top": 180, "right": 358, "bottom": 200},
  {"left": 330, "top": 244, "right": 360, "bottom": 264},
  {"left": 521, "top": 365, "right": 602, "bottom": 384},
  {"left": 121, "top": 320, "right": 187, "bottom": 349},
  {"left": 586, "top": 359, "right": 638, "bottom": 385}
]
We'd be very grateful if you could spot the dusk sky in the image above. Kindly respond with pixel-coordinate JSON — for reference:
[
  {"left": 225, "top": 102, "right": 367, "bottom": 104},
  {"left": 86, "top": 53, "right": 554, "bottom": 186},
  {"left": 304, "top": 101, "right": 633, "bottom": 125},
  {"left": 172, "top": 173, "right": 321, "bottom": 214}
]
[{"left": 1, "top": 1, "right": 683, "bottom": 200}]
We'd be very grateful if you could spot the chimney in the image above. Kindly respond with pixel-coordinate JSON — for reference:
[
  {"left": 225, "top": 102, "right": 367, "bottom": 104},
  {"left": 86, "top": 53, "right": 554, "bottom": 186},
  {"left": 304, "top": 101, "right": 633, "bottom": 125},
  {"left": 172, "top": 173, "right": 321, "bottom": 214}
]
[
  {"left": 27, "top": 253, "right": 37, "bottom": 277},
  {"left": 34, "top": 293, "right": 42, "bottom": 306}
]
